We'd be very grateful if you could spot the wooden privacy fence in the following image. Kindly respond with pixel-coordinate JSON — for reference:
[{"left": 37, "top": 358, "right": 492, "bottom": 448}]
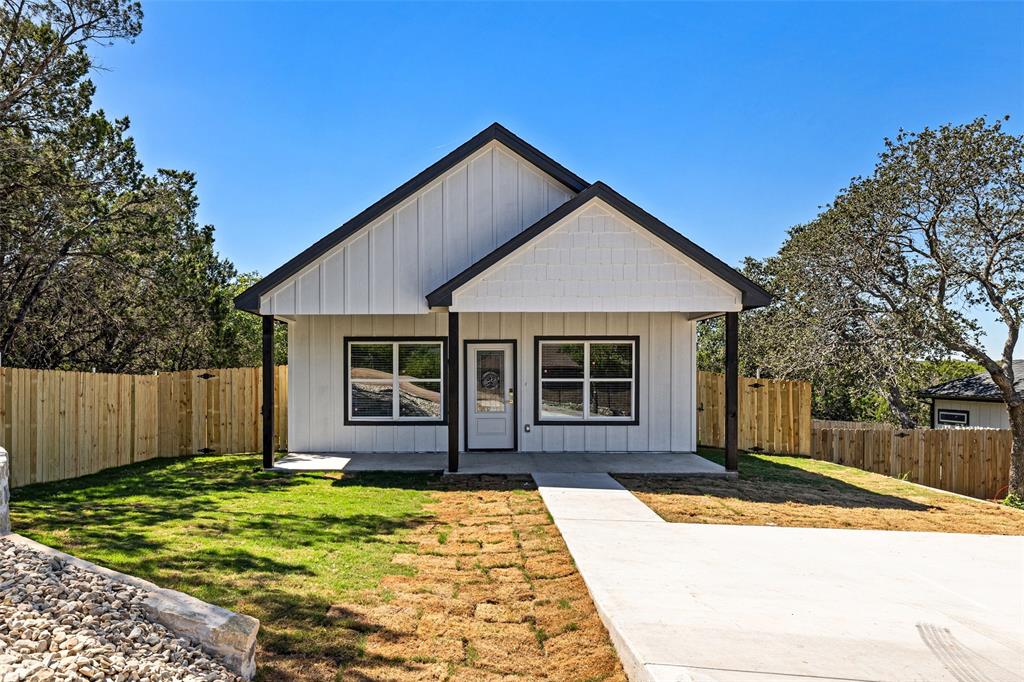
[
  {"left": 810, "top": 420, "right": 1012, "bottom": 500},
  {"left": 0, "top": 366, "right": 287, "bottom": 489},
  {"left": 696, "top": 372, "right": 812, "bottom": 455},
  {"left": 3, "top": 365, "right": 811, "bottom": 488}
]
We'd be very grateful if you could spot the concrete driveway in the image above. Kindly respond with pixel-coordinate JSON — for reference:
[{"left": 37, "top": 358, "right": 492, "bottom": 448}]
[{"left": 535, "top": 473, "right": 1024, "bottom": 682}]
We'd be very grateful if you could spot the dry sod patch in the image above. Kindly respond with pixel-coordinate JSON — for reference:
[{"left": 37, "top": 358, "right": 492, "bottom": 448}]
[
  {"left": 321, "top": 475, "right": 625, "bottom": 682},
  {"left": 619, "top": 452, "right": 1024, "bottom": 535}
]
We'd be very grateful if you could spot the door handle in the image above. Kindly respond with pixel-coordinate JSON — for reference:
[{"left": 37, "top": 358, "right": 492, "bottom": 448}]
[{"left": 508, "top": 387, "right": 515, "bottom": 405}]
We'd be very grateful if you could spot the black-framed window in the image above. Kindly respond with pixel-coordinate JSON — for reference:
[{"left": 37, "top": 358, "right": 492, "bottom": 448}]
[
  {"left": 535, "top": 337, "right": 639, "bottom": 424},
  {"left": 936, "top": 409, "right": 969, "bottom": 427},
  {"left": 345, "top": 338, "right": 446, "bottom": 424}
]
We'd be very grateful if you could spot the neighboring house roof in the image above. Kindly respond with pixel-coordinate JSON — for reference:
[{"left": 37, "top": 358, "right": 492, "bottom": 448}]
[
  {"left": 236, "top": 123, "right": 772, "bottom": 314},
  {"left": 234, "top": 123, "right": 589, "bottom": 314},
  {"left": 920, "top": 360, "right": 1023, "bottom": 402},
  {"left": 426, "top": 181, "right": 772, "bottom": 309}
]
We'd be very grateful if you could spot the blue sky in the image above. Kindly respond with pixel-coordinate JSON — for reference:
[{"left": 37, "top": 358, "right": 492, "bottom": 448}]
[{"left": 89, "top": 1, "right": 1021, "bottom": 353}]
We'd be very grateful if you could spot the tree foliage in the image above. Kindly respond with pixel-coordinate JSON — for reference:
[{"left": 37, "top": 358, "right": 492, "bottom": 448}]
[
  {"left": 711, "top": 117, "right": 1023, "bottom": 496},
  {"left": 825, "top": 117, "right": 1024, "bottom": 496},
  {"left": 211, "top": 274, "right": 288, "bottom": 368},
  {"left": 0, "top": 0, "right": 272, "bottom": 372}
]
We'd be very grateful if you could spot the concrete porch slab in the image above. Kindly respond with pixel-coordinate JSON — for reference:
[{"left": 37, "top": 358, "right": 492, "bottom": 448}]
[{"left": 272, "top": 451, "right": 729, "bottom": 476}]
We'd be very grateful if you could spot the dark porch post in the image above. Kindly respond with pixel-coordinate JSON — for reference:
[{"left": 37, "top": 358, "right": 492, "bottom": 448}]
[
  {"left": 262, "top": 315, "right": 275, "bottom": 469},
  {"left": 447, "top": 311, "right": 460, "bottom": 472},
  {"left": 724, "top": 311, "right": 739, "bottom": 472}
]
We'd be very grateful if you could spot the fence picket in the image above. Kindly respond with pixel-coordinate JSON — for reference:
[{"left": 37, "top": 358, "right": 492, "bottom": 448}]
[
  {"left": 695, "top": 373, "right": 812, "bottom": 455},
  {"left": 810, "top": 420, "right": 1011, "bottom": 500},
  {"left": 0, "top": 365, "right": 288, "bottom": 487}
]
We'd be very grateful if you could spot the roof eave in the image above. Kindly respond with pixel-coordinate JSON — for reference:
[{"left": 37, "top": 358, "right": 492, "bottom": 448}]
[
  {"left": 234, "top": 289, "right": 261, "bottom": 315},
  {"left": 918, "top": 391, "right": 1005, "bottom": 403}
]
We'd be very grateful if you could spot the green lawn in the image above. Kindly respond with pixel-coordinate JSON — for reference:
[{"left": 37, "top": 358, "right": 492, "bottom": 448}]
[{"left": 10, "top": 454, "right": 436, "bottom": 665}]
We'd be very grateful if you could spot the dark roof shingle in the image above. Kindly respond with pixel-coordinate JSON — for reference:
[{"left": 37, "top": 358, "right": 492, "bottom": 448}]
[{"left": 920, "top": 360, "right": 1023, "bottom": 401}]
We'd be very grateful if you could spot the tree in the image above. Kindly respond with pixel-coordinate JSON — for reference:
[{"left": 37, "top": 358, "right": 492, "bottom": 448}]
[
  {"left": 715, "top": 234, "right": 959, "bottom": 427},
  {"left": 0, "top": 0, "right": 142, "bottom": 134},
  {"left": 209, "top": 274, "right": 288, "bottom": 368},
  {"left": 815, "top": 117, "right": 1024, "bottom": 499},
  {"left": 696, "top": 293, "right": 980, "bottom": 426},
  {"left": 0, "top": 0, "right": 245, "bottom": 373}
]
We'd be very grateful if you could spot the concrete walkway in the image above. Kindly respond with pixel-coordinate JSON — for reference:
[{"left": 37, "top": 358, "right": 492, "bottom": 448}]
[
  {"left": 534, "top": 472, "right": 1024, "bottom": 682},
  {"left": 273, "top": 451, "right": 728, "bottom": 476}
]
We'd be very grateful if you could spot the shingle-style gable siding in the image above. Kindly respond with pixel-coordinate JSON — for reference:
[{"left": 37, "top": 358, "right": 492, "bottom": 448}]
[
  {"left": 259, "top": 142, "right": 576, "bottom": 315},
  {"left": 451, "top": 201, "right": 742, "bottom": 313}
]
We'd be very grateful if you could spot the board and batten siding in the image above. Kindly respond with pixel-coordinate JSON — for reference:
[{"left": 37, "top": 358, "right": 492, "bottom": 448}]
[
  {"left": 933, "top": 399, "right": 1011, "bottom": 430},
  {"left": 260, "top": 142, "right": 576, "bottom": 316},
  {"left": 287, "top": 312, "right": 696, "bottom": 453},
  {"left": 452, "top": 201, "right": 742, "bottom": 313}
]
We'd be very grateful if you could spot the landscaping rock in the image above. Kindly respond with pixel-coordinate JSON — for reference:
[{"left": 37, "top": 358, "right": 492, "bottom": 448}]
[{"left": 0, "top": 537, "right": 243, "bottom": 682}]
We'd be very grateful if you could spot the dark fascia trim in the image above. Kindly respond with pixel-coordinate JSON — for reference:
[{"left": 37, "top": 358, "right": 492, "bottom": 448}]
[
  {"left": 426, "top": 181, "right": 773, "bottom": 310},
  {"left": 343, "top": 336, "right": 448, "bottom": 426},
  {"left": 463, "top": 339, "right": 519, "bottom": 452},
  {"left": 235, "top": 123, "right": 590, "bottom": 313},
  {"left": 533, "top": 335, "right": 641, "bottom": 427}
]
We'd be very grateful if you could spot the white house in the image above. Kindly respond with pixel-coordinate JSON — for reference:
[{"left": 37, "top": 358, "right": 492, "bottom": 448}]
[
  {"left": 235, "top": 123, "right": 770, "bottom": 471},
  {"left": 920, "top": 361, "right": 1020, "bottom": 429}
]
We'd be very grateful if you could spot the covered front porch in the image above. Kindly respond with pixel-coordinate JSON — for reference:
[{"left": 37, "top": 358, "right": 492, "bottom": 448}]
[
  {"left": 257, "top": 309, "right": 744, "bottom": 474},
  {"left": 272, "top": 450, "right": 731, "bottom": 476}
]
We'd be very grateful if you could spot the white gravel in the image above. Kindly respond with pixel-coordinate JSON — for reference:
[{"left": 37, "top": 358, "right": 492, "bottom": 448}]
[{"left": 0, "top": 538, "right": 242, "bottom": 682}]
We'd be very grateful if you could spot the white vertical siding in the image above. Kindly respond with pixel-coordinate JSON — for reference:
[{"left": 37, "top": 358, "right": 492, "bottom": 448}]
[
  {"left": 259, "top": 142, "right": 577, "bottom": 316},
  {"left": 287, "top": 311, "right": 309, "bottom": 453},
  {"left": 395, "top": 202, "right": 420, "bottom": 314},
  {"left": 287, "top": 311, "right": 696, "bottom": 454},
  {"left": 468, "top": 153, "right": 493, "bottom": 263},
  {"left": 345, "top": 234, "right": 369, "bottom": 314},
  {"left": 933, "top": 399, "right": 1010, "bottom": 429},
  {"left": 419, "top": 184, "right": 445, "bottom": 295}
]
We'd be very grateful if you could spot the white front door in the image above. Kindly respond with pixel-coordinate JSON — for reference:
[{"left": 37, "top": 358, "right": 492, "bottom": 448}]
[{"left": 466, "top": 342, "right": 515, "bottom": 450}]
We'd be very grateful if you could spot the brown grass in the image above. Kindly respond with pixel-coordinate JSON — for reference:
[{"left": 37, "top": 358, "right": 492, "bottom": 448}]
[
  {"left": 261, "top": 475, "right": 625, "bottom": 682},
  {"left": 619, "top": 452, "right": 1024, "bottom": 536}
]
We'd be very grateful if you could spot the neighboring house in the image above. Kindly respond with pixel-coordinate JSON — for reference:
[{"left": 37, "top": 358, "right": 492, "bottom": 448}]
[
  {"left": 919, "top": 360, "right": 1021, "bottom": 429},
  {"left": 236, "top": 123, "right": 770, "bottom": 470}
]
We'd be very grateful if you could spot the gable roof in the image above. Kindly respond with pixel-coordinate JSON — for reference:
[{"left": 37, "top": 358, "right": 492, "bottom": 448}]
[
  {"left": 425, "top": 181, "right": 773, "bottom": 310},
  {"left": 920, "top": 360, "right": 1023, "bottom": 402},
  {"left": 235, "top": 123, "right": 589, "bottom": 313}
]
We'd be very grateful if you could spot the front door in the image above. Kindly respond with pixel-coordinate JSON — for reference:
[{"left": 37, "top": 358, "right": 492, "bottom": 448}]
[{"left": 466, "top": 342, "right": 516, "bottom": 450}]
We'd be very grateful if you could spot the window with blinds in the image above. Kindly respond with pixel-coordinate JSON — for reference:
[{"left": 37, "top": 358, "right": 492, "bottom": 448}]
[
  {"left": 537, "top": 339, "right": 637, "bottom": 423},
  {"left": 347, "top": 339, "right": 444, "bottom": 422}
]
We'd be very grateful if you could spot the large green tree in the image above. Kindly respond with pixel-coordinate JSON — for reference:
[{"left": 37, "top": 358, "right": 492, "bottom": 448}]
[
  {"left": 736, "top": 118, "right": 1022, "bottom": 498},
  {"left": 0, "top": 0, "right": 256, "bottom": 372},
  {"left": 828, "top": 118, "right": 1023, "bottom": 499}
]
